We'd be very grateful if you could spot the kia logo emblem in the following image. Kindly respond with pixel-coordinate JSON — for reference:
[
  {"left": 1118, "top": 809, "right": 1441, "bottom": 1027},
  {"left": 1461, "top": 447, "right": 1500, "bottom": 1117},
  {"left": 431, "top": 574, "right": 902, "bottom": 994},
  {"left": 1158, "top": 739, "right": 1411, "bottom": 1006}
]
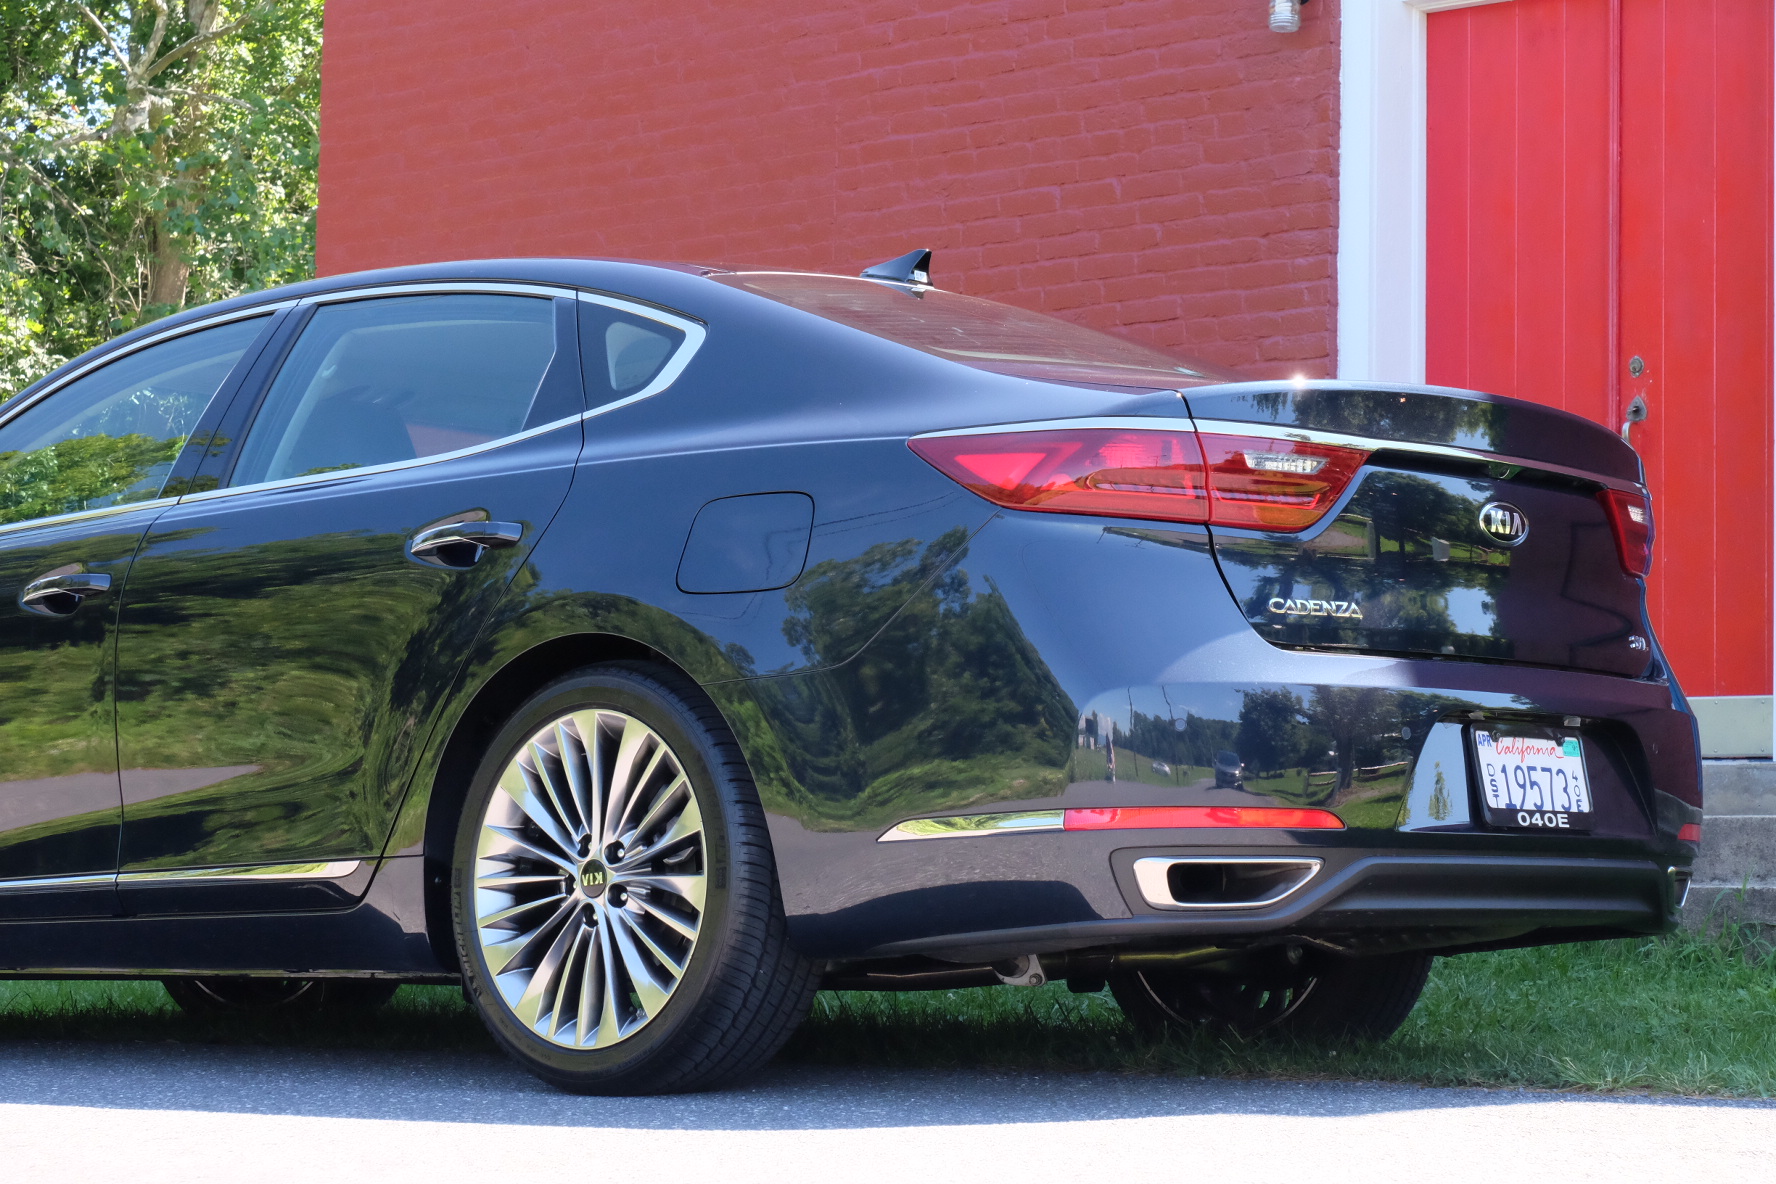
[{"left": 1478, "top": 502, "right": 1528, "bottom": 545}]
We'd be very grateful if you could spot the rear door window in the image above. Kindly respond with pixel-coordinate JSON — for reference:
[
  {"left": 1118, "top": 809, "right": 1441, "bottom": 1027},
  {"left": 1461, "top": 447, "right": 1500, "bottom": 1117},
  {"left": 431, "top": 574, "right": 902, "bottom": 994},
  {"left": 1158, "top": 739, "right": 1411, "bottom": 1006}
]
[
  {"left": 577, "top": 300, "right": 689, "bottom": 409},
  {"left": 0, "top": 317, "right": 266, "bottom": 526},
  {"left": 229, "top": 293, "right": 557, "bottom": 487}
]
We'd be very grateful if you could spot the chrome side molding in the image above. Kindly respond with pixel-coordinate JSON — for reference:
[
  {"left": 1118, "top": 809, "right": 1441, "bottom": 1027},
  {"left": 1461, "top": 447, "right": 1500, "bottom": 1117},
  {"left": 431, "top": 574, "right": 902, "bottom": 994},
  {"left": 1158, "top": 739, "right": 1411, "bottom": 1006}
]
[
  {"left": 0, "top": 860, "right": 363, "bottom": 894},
  {"left": 119, "top": 860, "right": 363, "bottom": 884}
]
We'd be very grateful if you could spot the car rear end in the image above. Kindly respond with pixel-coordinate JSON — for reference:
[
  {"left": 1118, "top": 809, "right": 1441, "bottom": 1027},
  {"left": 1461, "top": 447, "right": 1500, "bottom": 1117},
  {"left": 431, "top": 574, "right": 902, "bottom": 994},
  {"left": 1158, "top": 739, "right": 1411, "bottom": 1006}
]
[
  {"left": 897, "top": 378, "right": 1699, "bottom": 961},
  {"left": 708, "top": 268, "right": 1699, "bottom": 981}
]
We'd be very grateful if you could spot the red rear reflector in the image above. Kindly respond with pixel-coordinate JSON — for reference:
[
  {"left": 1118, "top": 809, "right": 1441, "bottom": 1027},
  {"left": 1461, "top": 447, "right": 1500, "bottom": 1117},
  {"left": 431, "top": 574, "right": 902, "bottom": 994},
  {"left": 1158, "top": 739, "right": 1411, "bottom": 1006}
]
[
  {"left": 910, "top": 428, "right": 1367, "bottom": 532},
  {"left": 1062, "top": 806, "right": 1345, "bottom": 831},
  {"left": 1598, "top": 488, "right": 1654, "bottom": 577},
  {"left": 1678, "top": 823, "right": 1702, "bottom": 843}
]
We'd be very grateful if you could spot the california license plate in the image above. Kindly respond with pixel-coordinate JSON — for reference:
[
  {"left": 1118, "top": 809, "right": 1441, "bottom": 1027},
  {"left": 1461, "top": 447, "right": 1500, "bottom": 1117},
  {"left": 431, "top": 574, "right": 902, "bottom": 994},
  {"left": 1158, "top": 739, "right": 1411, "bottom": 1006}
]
[{"left": 1470, "top": 725, "right": 1593, "bottom": 831}]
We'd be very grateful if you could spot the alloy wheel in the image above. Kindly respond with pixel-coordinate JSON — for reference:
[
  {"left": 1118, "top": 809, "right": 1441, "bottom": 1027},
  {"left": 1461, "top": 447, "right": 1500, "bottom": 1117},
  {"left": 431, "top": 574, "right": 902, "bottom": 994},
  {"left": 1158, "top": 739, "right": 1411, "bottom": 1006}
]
[{"left": 471, "top": 708, "right": 706, "bottom": 1049}]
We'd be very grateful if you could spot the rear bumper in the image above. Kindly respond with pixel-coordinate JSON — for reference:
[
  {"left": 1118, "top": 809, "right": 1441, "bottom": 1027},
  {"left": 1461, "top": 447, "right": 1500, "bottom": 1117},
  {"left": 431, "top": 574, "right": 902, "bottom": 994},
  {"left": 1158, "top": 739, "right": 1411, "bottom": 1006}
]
[
  {"left": 860, "top": 849, "right": 1681, "bottom": 962},
  {"left": 722, "top": 509, "right": 1702, "bottom": 961}
]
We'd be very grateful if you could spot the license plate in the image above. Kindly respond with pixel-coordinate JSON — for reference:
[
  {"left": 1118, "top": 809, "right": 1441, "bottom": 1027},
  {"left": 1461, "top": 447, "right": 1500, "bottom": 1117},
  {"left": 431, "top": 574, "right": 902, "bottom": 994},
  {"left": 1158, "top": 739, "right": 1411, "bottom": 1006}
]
[{"left": 1470, "top": 725, "right": 1593, "bottom": 831}]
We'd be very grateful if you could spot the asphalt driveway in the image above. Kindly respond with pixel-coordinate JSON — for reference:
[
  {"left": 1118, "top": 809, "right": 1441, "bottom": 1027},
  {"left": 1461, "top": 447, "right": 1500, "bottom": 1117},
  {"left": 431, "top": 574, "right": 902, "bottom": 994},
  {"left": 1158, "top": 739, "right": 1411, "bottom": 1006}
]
[{"left": 0, "top": 1043, "right": 1768, "bottom": 1182}]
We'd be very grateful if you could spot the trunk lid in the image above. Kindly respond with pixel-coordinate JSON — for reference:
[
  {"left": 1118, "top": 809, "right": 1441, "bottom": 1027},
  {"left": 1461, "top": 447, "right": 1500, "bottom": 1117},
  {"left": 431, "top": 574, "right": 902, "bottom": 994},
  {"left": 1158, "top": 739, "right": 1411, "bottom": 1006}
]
[{"left": 1186, "top": 382, "right": 1654, "bottom": 678}]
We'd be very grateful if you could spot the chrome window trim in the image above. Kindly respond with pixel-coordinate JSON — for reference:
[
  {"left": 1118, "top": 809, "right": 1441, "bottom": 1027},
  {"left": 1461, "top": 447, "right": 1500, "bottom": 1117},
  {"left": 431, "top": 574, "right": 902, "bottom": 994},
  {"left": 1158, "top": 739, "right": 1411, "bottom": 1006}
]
[
  {"left": 912, "top": 415, "right": 1647, "bottom": 495},
  {"left": 0, "top": 305, "right": 287, "bottom": 536},
  {"left": 173, "top": 283, "right": 707, "bottom": 505},
  {"left": 0, "top": 303, "right": 290, "bottom": 435},
  {"left": 301, "top": 280, "right": 570, "bottom": 304},
  {"left": 575, "top": 290, "right": 708, "bottom": 419},
  {"left": 0, "top": 496, "right": 178, "bottom": 542},
  {"left": 177, "top": 413, "right": 587, "bottom": 504}
]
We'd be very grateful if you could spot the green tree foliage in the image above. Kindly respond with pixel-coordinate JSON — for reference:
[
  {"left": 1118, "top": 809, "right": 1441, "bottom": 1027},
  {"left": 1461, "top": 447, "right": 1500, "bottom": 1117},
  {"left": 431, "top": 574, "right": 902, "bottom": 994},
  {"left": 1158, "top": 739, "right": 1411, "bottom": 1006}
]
[
  {"left": 0, "top": 429, "right": 179, "bottom": 522},
  {"left": 750, "top": 532, "right": 1076, "bottom": 829},
  {"left": 0, "top": 1, "right": 320, "bottom": 394}
]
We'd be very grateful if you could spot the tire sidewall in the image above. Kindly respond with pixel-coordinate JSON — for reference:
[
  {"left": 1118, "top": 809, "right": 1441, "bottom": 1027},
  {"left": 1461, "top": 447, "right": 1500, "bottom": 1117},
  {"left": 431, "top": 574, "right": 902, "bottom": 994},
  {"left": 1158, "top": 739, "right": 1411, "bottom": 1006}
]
[{"left": 450, "top": 665, "right": 748, "bottom": 1089}]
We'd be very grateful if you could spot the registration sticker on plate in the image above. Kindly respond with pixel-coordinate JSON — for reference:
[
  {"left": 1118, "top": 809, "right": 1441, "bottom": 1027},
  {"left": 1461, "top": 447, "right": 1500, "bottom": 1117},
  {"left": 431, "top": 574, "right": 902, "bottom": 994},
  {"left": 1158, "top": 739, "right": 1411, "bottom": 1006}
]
[{"left": 1470, "top": 726, "right": 1593, "bottom": 831}]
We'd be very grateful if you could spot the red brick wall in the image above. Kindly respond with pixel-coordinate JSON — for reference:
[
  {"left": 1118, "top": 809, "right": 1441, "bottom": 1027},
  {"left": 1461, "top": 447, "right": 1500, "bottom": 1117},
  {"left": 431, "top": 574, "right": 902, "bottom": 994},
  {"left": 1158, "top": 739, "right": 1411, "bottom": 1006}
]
[{"left": 318, "top": 0, "right": 1341, "bottom": 377}]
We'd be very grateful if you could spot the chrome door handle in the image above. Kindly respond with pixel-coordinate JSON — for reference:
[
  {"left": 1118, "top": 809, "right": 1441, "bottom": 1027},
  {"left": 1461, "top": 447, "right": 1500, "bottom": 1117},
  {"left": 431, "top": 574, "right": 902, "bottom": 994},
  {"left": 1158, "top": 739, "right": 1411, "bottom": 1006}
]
[
  {"left": 407, "top": 520, "right": 523, "bottom": 569},
  {"left": 20, "top": 567, "right": 113, "bottom": 617}
]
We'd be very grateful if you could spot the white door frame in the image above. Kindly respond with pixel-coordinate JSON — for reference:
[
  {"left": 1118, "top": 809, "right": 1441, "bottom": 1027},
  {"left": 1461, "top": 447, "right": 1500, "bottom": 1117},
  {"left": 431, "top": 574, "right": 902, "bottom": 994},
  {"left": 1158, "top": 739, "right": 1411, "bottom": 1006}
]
[
  {"left": 1337, "top": 0, "right": 1776, "bottom": 757},
  {"left": 1335, "top": 0, "right": 1513, "bottom": 386}
]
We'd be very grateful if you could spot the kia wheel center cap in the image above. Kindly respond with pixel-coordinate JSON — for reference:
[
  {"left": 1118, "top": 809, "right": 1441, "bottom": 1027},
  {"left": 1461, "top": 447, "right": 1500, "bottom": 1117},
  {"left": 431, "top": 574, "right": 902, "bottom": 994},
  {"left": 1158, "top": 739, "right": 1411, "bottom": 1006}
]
[{"left": 578, "top": 860, "right": 610, "bottom": 897}]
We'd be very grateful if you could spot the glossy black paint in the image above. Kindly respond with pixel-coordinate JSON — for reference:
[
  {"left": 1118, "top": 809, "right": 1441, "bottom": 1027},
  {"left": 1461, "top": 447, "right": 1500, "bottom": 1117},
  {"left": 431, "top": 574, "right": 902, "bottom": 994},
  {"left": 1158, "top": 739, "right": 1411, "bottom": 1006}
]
[
  {"left": 0, "top": 856, "right": 438, "bottom": 975},
  {"left": 0, "top": 258, "right": 1700, "bottom": 980},
  {"left": 1183, "top": 382, "right": 1645, "bottom": 484},
  {"left": 1213, "top": 462, "right": 1652, "bottom": 676}
]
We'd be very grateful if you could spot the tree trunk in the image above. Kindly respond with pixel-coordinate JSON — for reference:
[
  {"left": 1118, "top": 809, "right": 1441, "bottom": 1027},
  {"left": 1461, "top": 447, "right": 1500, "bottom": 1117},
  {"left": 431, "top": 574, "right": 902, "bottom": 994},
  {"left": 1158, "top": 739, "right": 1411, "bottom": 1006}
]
[{"left": 147, "top": 219, "right": 189, "bottom": 311}]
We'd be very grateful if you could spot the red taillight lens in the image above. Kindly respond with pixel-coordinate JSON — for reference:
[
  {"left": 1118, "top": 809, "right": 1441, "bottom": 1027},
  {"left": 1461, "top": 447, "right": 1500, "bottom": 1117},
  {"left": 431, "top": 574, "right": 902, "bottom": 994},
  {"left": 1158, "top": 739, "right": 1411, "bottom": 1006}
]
[
  {"left": 909, "top": 428, "right": 1210, "bottom": 524},
  {"left": 909, "top": 428, "right": 1366, "bottom": 532},
  {"left": 1198, "top": 434, "right": 1370, "bottom": 531},
  {"left": 1062, "top": 806, "right": 1345, "bottom": 830},
  {"left": 1678, "top": 822, "right": 1702, "bottom": 843},
  {"left": 1598, "top": 488, "right": 1654, "bottom": 577}
]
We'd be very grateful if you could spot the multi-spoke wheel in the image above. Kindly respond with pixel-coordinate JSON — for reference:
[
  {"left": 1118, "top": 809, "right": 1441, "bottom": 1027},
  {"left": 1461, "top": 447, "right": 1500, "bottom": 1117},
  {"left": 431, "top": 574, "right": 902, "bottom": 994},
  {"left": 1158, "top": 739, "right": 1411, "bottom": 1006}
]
[
  {"left": 452, "top": 663, "right": 817, "bottom": 1094},
  {"left": 472, "top": 707, "right": 706, "bottom": 1047},
  {"left": 1109, "top": 949, "right": 1432, "bottom": 1043}
]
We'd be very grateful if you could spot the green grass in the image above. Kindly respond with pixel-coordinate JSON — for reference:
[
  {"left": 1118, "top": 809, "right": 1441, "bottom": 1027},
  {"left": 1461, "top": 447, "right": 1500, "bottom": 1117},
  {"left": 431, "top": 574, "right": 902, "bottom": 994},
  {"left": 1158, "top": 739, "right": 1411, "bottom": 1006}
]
[
  {"left": 787, "top": 921, "right": 1776, "bottom": 1097},
  {"left": 2, "top": 921, "right": 1773, "bottom": 1097}
]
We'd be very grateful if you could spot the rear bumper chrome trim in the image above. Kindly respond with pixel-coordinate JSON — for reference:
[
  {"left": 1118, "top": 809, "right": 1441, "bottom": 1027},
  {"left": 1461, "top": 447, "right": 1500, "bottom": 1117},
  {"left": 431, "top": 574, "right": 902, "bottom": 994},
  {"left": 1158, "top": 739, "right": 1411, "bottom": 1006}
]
[{"left": 880, "top": 812, "right": 1062, "bottom": 841}]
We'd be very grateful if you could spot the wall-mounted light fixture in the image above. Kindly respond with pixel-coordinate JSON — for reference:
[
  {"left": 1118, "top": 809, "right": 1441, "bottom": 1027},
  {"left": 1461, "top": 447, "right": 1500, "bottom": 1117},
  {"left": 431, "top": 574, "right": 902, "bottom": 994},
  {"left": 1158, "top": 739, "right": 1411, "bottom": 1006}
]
[{"left": 1269, "top": 0, "right": 1309, "bottom": 33}]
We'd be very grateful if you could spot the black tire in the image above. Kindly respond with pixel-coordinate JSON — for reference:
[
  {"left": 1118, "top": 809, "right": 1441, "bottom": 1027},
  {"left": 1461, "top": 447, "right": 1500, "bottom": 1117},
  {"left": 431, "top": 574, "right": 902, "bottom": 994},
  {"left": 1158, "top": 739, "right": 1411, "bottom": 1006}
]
[
  {"left": 451, "top": 662, "right": 817, "bottom": 1094},
  {"left": 1110, "top": 949, "right": 1432, "bottom": 1043},
  {"left": 161, "top": 976, "right": 399, "bottom": 1017}
]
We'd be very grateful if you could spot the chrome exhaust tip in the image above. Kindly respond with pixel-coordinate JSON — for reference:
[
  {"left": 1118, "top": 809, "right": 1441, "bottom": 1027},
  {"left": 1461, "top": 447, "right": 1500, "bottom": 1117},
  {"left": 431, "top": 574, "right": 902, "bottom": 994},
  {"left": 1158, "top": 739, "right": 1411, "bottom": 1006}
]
[
  {"left": 1132, "top": 856, "right": 1322, "bottom": 911},
  {"left": 1668, "top": 866, "right": 1693, "bottom": 909}
]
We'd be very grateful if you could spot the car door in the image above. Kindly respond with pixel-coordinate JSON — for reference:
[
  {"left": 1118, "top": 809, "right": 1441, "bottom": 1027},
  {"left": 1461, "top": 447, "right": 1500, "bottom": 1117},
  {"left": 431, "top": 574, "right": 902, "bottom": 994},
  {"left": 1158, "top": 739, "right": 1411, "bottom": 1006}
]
[
  {"left": 0, "top": 314, "right": 273, "bottom": 918},
  {"left": 111, "top": 287, "right": 588, "bottom": 913}
]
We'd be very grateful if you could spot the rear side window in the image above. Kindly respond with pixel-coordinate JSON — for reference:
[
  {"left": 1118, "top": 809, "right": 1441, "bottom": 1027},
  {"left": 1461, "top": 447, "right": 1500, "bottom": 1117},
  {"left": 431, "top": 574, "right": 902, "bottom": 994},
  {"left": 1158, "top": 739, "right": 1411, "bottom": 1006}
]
[
  {"left": 714, "top": 272, "right": 1239, "bottom": 388},
  {"left": 230, "top": 294, "right": 555, "bottom": 487},
  {"left": 0, "top": 317, "right": 264, "bottom": 526},
  {"left": 578, "top": 301, "right": 688, "bottom": 409}
]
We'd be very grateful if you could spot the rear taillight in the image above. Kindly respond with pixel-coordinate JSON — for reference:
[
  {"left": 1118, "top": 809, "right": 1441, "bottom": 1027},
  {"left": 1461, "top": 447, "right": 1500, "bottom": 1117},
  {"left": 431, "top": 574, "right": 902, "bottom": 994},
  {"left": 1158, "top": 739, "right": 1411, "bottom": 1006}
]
[
  {"left": 1198, "top": 434, "right": 1371, "bottom": 531},
  {"left": 909, "top": 428, "right": 1367, "bottom": 532},
  {"left": 1598, "top": 488, "right": 1654, "bottom": 577},
  {"left": 908, "top": 428, "right": 1209, "bottom": 522}
]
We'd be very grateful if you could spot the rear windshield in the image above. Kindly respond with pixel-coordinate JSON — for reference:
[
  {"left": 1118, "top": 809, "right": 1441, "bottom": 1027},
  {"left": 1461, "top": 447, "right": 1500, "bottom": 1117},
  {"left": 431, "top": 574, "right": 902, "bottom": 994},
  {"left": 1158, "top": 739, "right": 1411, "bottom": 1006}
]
[{"left": 714, "top": 272, "right": 1240, "bottom": 388}]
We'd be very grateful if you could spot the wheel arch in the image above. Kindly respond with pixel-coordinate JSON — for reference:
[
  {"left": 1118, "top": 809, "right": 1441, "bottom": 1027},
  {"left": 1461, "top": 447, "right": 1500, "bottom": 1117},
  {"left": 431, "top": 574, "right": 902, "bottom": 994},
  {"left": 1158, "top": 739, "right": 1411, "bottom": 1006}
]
[{"left": 416, "top": 631, "right": 715, "bottom": 968}]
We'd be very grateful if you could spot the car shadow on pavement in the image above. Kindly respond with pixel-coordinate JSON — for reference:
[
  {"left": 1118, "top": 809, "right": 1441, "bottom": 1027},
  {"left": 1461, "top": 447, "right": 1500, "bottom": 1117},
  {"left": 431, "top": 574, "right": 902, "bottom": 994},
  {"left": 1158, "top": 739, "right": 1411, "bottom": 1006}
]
[{"left": 0, "top": 1043, "right": 1768, "bottom": 1129}]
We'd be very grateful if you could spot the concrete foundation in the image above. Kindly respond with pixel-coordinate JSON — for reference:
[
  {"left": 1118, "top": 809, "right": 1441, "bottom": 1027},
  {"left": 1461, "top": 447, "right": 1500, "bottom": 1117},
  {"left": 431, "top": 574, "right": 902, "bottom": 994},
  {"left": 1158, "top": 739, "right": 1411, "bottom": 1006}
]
[{"left": 1682, "top": 759, "right": 1776, "bottom": 928}]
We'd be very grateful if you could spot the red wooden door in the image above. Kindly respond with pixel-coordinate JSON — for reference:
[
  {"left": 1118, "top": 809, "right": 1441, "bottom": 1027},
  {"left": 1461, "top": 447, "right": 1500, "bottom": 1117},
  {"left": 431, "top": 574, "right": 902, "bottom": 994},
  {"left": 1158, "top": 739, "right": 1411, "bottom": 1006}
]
[{"left": 1426, "top": 0, "right": 1773, "bottom": 702}]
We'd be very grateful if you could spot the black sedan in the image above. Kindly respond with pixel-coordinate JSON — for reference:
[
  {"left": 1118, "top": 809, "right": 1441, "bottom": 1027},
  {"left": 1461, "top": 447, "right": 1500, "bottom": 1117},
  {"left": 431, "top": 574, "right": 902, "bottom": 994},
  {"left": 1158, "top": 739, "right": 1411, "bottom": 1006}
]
[{"left": 0, "top": 253, "right": 1699, "bottom": 1093}]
